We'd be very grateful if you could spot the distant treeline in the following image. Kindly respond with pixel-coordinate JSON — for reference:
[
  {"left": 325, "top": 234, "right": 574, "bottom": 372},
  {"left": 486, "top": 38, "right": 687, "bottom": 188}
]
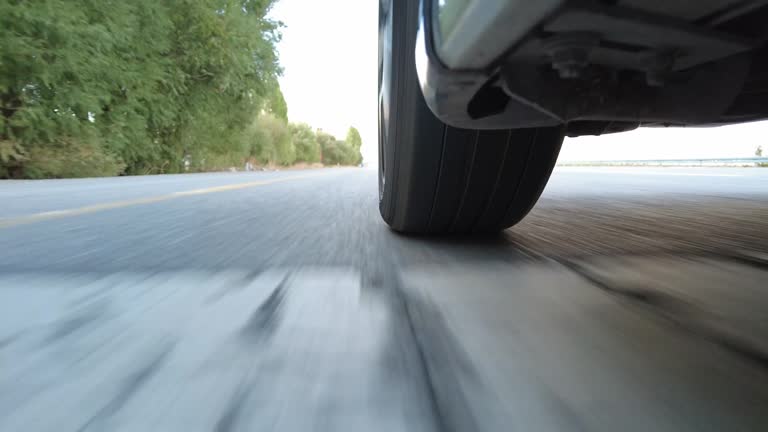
[{"left": 0, "top": 0, "right": 361, "bottom": 178}]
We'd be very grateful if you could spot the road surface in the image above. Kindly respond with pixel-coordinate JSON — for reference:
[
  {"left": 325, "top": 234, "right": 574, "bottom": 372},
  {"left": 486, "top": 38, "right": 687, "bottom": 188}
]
[{"left": 1, "top": 167, "right": 767, "bottom": 431}]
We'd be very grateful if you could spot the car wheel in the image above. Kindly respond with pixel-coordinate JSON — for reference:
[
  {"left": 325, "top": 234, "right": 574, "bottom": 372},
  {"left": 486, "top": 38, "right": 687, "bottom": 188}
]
[{"left": 378, "top": 0, "right": 564, "bottom": 234}]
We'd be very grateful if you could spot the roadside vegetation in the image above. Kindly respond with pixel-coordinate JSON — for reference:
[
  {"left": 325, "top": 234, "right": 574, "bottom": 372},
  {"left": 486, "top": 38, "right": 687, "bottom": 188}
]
[{"left": 0, "top": 0, "right": 361, "bottom": 179}]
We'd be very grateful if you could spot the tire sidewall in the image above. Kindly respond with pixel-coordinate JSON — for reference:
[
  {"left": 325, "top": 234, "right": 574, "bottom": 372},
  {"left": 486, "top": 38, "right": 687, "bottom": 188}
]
[{"left": 378, "top": 0, "right": 410, "bottom": 224}]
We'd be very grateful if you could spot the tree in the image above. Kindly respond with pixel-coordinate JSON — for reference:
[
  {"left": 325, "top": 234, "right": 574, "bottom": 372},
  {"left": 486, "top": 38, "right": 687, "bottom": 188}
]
[
  {"left": 249, "top": 113, "right": 294, "bottom": 165},
  {"left": 757, "top": 145, "right": 763, "bottom": 157},
  {"left": 155, "top": 0, "right": 283, "bottom": 173},
  {"left": 0, "top": 0, "right": 172, "bottom": 176},
  {"left": 317, "top": 131, "right": 340, "bottom": 165},
  {"left": 266, "top": 85, "right": 288, "bottom": 122},
  {"left": 0, "top": 0, "right": 369, "bottom": 176},
  {"left": 0, "top": 0, "right": 284, "bottom": 178},
  {"left": 290, "top": 123, "right": 320, "bottom": 163},
  {"left": 316, "top": 130, "right": 359, "bottom": 165},
  {"left": 345, "top": 126, "right": 363, "bottom": 164}
]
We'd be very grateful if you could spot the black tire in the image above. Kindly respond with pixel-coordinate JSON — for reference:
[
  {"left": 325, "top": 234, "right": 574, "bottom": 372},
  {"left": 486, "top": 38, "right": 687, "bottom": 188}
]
[{"left": 378, "top": 0, "right": 564, "bottom": 234}]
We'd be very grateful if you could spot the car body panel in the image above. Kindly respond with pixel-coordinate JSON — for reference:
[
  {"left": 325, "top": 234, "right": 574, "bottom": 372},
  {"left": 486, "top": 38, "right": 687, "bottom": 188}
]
[{"left": 416, "top": 0, "right": 768, "bottom": 135}]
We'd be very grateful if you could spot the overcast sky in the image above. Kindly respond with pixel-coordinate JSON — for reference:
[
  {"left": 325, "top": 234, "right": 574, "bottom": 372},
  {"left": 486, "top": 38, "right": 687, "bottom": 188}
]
[
  {"left": 270, "top": 0, "right": 378, "bottom": 162},
  {"left": 271, "top": 0, "right": 767, "bottom": 163}
]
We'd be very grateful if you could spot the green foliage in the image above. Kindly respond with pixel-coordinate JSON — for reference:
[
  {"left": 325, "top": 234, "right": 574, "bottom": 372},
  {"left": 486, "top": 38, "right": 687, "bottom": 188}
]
[
  {"left": 316, "top": 131, "right": 339, "bottom": 164},
  {"left": 242, "top": 118, "right": 361, "bottom": 167},
  {"left": 317, "top": 130, "right": 361, "bottom": 166},
  {"left": 0, "top": 0, "right": 361, "bottom": 177},
  {"left": 757, "top": 145, "right": 763, "bottom": 157},
  {"left": 22, "top": 136, "right": 126, "bottom": 179},
  {"left": 0, "top": 0, "right": 283, "bottom": 178},
  {"left": 249, "top": 113, "right": 294, "bottom": 165},
  {"left": 0, "top": 140, "right": 26, "bottom": 164},
  {"left": 345, "top": 127, "right": 363, "bottom": 164},
  {"left": 0, "top": 139, "right": 27, "bottom": 178},
  {"left": 266, "top": 85, "right": 289, "bottom": 122},
  {"left": 290, "top": 123, "right": 320, "bottom": 163}
]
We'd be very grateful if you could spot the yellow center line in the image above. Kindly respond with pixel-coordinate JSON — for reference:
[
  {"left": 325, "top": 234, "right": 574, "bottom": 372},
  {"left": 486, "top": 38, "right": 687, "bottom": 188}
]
[{"left": 0, "top": 173, "right": 320, "bottom": 229}]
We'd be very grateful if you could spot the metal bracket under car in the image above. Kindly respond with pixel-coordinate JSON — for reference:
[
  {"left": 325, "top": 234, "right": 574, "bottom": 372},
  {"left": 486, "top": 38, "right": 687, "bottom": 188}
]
[{"left": 415, "top": 0, "right": 760, "bottom": 135}]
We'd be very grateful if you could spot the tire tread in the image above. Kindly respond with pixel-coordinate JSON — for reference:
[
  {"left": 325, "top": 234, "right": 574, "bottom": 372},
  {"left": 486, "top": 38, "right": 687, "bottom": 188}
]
[{"left": 378, "top": 0, "right": 563, "bottom": 234}]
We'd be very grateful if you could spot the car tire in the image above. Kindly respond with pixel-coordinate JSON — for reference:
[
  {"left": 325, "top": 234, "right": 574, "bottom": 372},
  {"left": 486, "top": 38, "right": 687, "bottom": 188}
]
[{"left": 378, "top": 0, "right": 564, "bottom": 234}]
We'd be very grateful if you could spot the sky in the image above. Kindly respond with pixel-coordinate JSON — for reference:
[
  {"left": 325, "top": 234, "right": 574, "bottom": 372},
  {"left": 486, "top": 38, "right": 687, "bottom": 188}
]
[
  {"left": 561, "top": 121, "right": 768, "bottom": 161},
  {"left": 270, "top": 0, "right": 378, "bottom": 163},
  {"left": 270, "top": 0, "right": 767, "bottom": 163}
]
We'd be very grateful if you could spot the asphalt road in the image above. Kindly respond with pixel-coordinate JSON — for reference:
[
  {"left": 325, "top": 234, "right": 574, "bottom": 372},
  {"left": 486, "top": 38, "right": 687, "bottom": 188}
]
[{"left": 1, "top": 166, "right": 768, "bottom": 431}]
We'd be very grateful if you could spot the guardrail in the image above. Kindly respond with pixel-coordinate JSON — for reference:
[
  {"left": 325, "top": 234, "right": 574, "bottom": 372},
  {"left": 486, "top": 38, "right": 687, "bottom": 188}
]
[{"left": 558, "top": 157, "right": 768, "bottom": 167}]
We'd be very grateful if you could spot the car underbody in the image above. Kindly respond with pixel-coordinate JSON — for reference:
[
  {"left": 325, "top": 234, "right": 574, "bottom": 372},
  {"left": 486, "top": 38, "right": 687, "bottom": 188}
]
[{"left": 417, "top": 0, "right": 768, "bottom": 136}]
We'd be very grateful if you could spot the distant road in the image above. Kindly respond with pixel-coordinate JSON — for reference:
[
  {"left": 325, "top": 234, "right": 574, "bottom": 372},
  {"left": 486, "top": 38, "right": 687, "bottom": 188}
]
[
  {"left": 559, "top": 156, "right": 768, "bottom": 167},
  {"left": 1, "top": 166, "right": 768, "bottom": 431}
]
